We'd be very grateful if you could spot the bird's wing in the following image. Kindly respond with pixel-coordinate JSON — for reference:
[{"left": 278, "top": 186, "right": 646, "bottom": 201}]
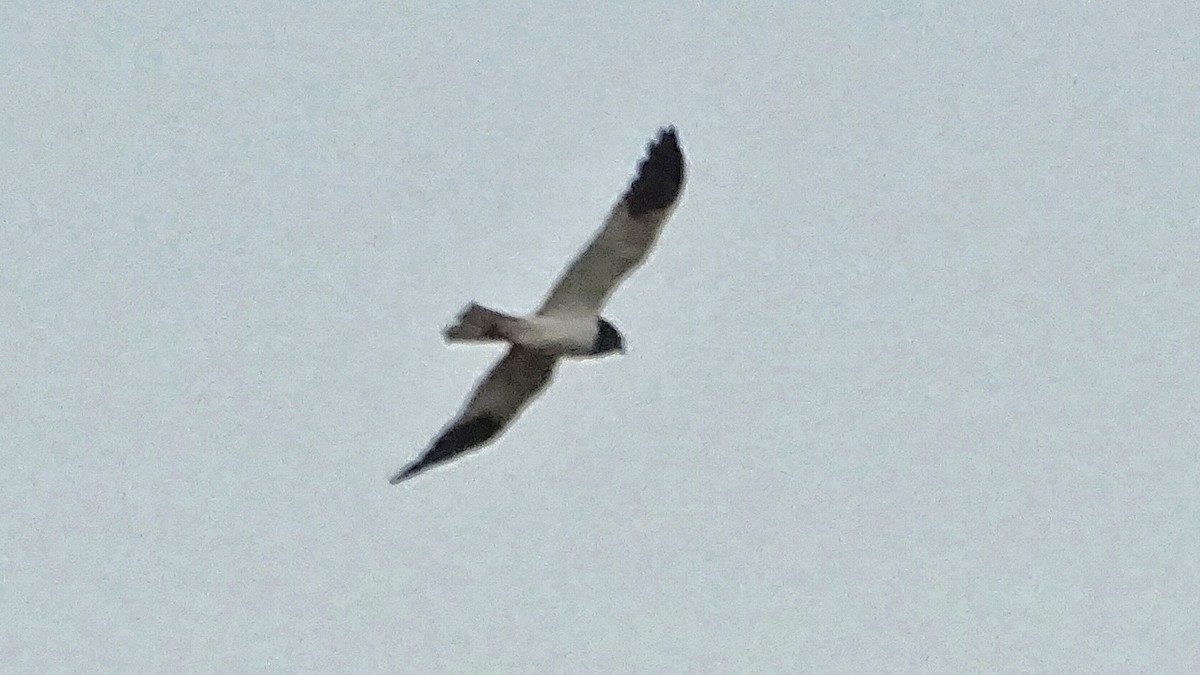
[
  {"left": 390, "top": 347, "right": 558, "bottom": 483},
  {"left": 537, "top": 127, "right": 687, "bottom": 318}
]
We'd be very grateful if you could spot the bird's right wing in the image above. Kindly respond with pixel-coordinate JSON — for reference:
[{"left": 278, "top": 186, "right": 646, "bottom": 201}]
[
  {"left": 390, "top": 347, "right": 558, "bottom": 484},
  {"left": 537, "top": 127, "right": 686, "bottom": 318}
]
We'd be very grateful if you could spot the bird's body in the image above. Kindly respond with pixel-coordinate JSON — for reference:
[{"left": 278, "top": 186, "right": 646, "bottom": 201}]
[
  {"left": 506, "top": 315, "right": 603, "bottom": 356},
  {"left": 391, "top": 127, "right": 686, "bottom": 484},
  {"left": 442, "top": 304, "right": 613, "bottom": 357}
]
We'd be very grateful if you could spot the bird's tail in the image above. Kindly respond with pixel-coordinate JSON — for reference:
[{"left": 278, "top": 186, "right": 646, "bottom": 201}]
[{"left": 442, "top": 302, "right": 519, "bottom": 343}]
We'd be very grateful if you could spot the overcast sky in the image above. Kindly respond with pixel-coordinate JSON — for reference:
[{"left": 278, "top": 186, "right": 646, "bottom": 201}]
[{"left": 4, "top": 2, "right": 1199, "bottom": 673}]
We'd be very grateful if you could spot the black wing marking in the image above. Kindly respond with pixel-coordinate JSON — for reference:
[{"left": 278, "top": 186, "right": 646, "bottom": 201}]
[
  {"left": 625, "top": 127, "right": 685, "bottom": 217},
  {"left": 389, "top": 416, "right": 503, "bottom": 483},
  {"left": 390, "top": 347, "right": 557, "bottom": 484}
]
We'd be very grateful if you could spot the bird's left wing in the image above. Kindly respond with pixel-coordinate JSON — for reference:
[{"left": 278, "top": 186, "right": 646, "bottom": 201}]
[
  {"left": 390, "top": 347, "right": 558, "bottom": 484},
  {"left": 537, "top": 127, "right": 687, "bottom": 318}
]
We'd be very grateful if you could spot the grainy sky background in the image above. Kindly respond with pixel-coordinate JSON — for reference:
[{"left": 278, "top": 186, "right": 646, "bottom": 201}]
[{"left": 3, "top": 1, "right": 1198, "bottom": 672}]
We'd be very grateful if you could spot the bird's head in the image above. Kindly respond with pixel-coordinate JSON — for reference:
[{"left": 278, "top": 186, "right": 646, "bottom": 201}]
[{"left": 592, "top": 318, "right": 625, "bottom": 355}]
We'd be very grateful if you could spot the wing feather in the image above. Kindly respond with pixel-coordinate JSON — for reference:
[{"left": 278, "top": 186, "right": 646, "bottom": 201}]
[
  {"left": 537, "top": 127, "right": 686, "bottom": 317},
  {"left": 391, "top": 347, "right": 557, "bottom": 483}
]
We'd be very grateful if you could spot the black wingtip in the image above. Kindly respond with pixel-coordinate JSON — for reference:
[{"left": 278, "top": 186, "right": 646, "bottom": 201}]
[
  {"left": 390, "top": 467, "right": 427, "bottom": 484},
  {"left": 389, "top": 461, "right": 426, "bottom": 484},
  {"left": 625, "top": 126, "right": 686, "bottom": 218},
  {"left": 389, "top": 416, "right": 504, "bottom": 485}
]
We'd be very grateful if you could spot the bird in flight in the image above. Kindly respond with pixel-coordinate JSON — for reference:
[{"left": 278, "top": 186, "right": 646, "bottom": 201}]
[{"left": 390, "top": 127, "right": 687, "bottom": 484}]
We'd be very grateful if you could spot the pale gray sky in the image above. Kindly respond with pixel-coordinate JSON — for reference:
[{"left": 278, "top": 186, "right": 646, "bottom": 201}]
[{"left": 3, "top": 2, "right": 1198, "bottom": 673}]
